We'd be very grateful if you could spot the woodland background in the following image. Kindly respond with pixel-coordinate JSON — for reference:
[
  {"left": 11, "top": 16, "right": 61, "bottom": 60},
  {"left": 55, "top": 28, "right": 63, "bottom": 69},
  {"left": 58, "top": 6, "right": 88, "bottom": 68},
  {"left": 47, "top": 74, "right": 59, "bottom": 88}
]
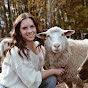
[
  {"left": 0, "top": 0, "right": 88, "bottom": 39},
  {"left": 0, "top": 0, "right": 88, "bottom": 87}
]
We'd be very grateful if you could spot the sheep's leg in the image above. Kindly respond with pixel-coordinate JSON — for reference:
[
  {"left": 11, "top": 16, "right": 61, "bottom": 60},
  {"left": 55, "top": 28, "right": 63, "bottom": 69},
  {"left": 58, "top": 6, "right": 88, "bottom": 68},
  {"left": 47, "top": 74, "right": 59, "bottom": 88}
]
[
  {"left": 65, "top": 82, "right": 72, "bottom": 88},
  {"left": 76, "top": 84, "right": 83, "bottom": 88}
]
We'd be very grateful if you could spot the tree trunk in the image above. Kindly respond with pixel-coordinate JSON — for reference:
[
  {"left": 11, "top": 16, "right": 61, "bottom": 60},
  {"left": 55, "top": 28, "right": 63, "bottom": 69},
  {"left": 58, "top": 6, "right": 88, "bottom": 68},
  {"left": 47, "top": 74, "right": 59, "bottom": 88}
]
[
  {"left": 82, "top": 0, "right": 86, "bottom": 6},
  {"left": 7, "top": 0, "right": 12, "bottom": 35},
  {"left": 47, "top": 0, "right": 51, "bottom": 28},
  {"left": 2, "top": 0, "right": 8, "bottom": 37}
]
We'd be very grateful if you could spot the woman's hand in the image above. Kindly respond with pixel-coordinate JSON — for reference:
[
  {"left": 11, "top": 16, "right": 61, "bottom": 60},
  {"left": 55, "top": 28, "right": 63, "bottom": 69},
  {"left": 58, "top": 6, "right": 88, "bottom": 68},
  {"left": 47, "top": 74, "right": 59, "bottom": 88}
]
[
  {"left": 41, "top": 68, "right": 65, "bottom": 80},
  {"left": 53, "top": 68, "right": 65, "bottom": 76}
]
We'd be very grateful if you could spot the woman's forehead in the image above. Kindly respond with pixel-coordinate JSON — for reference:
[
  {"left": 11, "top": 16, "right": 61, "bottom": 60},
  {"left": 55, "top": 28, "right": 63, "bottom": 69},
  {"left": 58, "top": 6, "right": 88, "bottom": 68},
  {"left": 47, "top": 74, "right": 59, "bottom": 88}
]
[{"left": 20, "top": 18, "right": 34, "bottom": 27}]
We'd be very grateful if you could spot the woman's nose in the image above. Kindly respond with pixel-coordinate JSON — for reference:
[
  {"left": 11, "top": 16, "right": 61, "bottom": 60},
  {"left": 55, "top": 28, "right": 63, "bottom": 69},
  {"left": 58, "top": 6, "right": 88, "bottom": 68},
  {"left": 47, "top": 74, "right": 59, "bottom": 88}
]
[{"left": 27, "top": 27, "right": 32, "bottom": 33}]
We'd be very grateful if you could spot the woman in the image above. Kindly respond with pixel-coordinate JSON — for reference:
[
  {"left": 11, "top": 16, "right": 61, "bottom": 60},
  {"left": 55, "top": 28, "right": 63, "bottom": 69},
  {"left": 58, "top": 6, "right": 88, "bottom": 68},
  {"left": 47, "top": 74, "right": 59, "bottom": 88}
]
[{"left": 0, "top": 13, "right": 65, "bottom": 88}]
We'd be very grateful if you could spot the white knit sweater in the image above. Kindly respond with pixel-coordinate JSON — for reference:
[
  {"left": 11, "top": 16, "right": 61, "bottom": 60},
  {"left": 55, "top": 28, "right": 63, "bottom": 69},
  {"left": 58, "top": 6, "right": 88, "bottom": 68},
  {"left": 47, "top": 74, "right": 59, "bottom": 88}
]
[{"left": 0, "top": 41, "right": 45, "bottom": 88}]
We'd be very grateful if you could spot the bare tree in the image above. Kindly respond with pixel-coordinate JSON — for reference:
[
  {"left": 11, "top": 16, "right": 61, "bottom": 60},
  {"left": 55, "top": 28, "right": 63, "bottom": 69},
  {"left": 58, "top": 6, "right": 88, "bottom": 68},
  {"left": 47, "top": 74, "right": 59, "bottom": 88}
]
[{"left": 2, "top": 0, "right": 8, "bottom": 36}]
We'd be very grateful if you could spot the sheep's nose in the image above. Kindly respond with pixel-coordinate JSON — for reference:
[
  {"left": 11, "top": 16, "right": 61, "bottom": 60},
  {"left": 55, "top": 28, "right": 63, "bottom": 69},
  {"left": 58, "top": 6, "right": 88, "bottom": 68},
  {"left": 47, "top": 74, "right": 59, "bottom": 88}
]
[{"left": 54, "top": 44, "right": 60, "bottom": 48}]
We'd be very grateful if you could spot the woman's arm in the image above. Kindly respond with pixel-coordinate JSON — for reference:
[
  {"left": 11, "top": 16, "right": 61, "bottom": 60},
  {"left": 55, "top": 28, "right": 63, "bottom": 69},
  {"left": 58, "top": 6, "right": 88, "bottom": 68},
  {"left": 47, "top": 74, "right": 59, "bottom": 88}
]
[{"left": 41, "top": 68, "right": 65, "bottom": 80}]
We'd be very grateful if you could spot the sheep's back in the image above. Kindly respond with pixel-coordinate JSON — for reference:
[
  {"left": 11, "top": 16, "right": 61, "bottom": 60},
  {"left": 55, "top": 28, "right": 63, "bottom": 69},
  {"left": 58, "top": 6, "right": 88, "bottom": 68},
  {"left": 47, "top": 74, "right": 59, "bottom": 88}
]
[{"left": 62, "top": 39, "right": 88, "bottom": 83}]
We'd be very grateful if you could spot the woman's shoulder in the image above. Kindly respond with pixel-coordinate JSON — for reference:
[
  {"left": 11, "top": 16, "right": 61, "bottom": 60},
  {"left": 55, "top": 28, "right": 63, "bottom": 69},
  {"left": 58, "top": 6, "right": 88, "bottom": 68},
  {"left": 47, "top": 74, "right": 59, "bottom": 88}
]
[
  {"left": 10, "top": 46, "right": 19, "bottom": 54},
  {"left": 3, "top": 46, "right": 22, "bottom": 66},
  {"left": 9, "top": 46, "right": 24, "bottom": 67}
]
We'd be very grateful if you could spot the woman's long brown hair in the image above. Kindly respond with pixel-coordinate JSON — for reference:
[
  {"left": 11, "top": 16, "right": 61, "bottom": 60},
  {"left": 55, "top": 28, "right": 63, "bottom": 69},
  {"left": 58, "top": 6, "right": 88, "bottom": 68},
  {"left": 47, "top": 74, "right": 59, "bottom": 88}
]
[{"left": 2, "top": 13, "right": 44, "bottom": 61}]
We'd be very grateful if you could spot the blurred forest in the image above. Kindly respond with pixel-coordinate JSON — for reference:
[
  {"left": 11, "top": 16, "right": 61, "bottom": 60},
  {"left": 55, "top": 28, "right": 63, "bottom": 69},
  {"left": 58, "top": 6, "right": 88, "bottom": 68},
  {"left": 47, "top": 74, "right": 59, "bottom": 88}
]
[{"left": 0, "top": 0, "right": 88, "bottom": 39}]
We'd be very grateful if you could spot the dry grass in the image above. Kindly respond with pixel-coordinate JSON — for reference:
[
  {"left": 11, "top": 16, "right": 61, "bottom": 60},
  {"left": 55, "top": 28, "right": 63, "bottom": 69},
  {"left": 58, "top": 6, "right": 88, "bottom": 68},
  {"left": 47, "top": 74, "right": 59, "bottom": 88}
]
[{"left": 56, "top": 83, "right": 88, "bottom": 88}]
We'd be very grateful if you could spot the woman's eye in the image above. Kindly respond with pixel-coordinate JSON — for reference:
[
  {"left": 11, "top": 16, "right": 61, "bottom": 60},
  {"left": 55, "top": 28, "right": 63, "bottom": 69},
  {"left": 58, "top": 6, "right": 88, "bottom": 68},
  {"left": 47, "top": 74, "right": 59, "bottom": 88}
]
[
  {"left": 46, "top": 35, "right": 50, "bottom": 37},
  {"left": 23, "top": 27, "right": 27, "bottom": 29},
  {"left": 30, "top": 25, "right": 35, "bottom": 28}
]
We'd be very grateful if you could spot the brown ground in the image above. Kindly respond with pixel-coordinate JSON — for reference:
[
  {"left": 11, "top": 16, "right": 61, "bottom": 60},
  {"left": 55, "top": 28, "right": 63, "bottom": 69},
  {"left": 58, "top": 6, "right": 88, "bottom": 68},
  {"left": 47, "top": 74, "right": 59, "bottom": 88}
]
[{"left": 56, "top": 83, "right": 88, "bottom": 88}]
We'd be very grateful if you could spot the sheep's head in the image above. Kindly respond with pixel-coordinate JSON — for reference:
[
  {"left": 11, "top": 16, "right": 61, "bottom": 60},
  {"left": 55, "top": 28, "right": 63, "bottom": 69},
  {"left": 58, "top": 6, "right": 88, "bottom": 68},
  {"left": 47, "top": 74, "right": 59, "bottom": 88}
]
[{"left": 37, "top": 26, "right": 75, "bottom": 53}]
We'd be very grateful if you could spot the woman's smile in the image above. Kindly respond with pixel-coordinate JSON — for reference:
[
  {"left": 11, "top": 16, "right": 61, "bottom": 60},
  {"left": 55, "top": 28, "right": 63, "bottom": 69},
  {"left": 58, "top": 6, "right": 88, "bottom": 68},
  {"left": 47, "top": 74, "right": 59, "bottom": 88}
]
[{"left": 20, "top": 18, "right": 36, "bottom": 42}]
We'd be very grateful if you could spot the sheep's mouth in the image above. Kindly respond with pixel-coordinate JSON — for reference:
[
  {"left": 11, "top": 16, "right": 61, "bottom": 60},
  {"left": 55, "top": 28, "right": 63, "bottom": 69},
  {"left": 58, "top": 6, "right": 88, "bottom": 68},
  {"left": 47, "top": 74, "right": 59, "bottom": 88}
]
[
  {"left": 53, "top": 49, "right": 61, "bottom": 53},
  {"left": 61, "top": 67, "right": 65, "bottom": 69}
]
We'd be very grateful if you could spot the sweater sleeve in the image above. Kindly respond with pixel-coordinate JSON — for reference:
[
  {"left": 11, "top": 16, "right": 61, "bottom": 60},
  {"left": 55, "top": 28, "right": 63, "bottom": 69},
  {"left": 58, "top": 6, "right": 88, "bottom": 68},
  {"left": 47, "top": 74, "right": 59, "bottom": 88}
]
[
  {"left": 16, "top": 61, "right": 42, "bottom": 88},
  {"left": 10, "top": 46, "right": 42, "bottom": 88}
]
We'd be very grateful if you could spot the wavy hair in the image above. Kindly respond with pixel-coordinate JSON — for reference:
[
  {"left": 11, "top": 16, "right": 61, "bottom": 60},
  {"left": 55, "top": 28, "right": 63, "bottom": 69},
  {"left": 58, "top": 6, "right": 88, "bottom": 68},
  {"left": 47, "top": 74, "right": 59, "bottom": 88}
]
[{"left": 2, "top": 13, "right": 43, "bottom": 60}]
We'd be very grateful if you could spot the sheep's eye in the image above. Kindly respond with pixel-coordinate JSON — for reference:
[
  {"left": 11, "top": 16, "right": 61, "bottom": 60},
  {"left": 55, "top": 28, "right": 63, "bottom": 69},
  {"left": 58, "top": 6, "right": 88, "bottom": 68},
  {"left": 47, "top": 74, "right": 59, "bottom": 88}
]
[
  {"left": 62, "top": 33, "right": 65, "bottom": 36},
  {"left": 46, "top": 35, "right": 50, "bottom": 37}
]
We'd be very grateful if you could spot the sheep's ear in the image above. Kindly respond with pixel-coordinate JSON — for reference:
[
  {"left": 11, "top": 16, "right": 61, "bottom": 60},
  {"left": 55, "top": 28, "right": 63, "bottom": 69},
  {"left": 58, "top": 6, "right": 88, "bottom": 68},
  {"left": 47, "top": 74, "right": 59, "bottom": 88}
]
[
  {"left": 64, "top": 30, "right": 75, "bottom": 36},
  {"left": 36, "top": 32, "right": 46, "bottom": 39}
]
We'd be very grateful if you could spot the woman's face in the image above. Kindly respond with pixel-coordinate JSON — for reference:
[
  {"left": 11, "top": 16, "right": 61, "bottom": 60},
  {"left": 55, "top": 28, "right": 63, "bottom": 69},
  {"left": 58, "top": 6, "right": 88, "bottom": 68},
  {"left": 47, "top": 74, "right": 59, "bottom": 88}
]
[{"left": 20, "top": 18, "right": 37, "bottom": 43}]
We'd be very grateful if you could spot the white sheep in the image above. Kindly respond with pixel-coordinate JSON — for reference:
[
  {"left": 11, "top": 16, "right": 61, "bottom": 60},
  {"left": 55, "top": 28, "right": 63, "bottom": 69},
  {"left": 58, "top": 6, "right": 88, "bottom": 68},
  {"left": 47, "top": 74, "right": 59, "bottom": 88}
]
[
  {"left": 0, "top": 37, "right": 12, "bottom": 58},
  {"left": 36, "top": 26, "right": 88, "bottom": 88}
]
